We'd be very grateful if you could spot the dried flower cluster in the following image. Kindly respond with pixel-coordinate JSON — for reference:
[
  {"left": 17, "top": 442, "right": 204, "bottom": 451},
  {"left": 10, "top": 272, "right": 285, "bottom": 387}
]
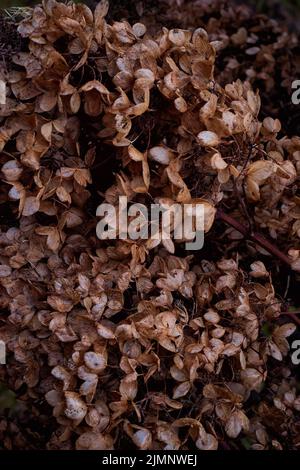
[{"left": 0, "top": 0, "right": 299, "bottom": 450}]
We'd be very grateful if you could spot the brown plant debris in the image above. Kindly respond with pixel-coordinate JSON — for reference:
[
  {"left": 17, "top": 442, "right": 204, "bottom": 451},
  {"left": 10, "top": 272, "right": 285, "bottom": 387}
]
[{"left": 0, "top": 0, "right": 299, "bottom": 451}]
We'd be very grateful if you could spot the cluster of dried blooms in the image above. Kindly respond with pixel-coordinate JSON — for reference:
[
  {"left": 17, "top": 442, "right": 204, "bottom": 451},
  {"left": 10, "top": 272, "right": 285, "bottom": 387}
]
[{"left": 0, "top": 0, "right": 299, "bottom": 450}]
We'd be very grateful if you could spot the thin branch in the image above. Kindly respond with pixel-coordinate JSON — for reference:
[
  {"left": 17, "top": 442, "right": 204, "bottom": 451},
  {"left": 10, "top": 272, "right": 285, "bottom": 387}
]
[
  {"left": 216, "top": 209, "right": 292, "bottom": 267},
  {"left": 283, "top": 312, "right": 300, "bottom": 326},
  {"left": 280, "top": 310, "right": 300, "bottom": 326},
  {"left": 216, "top": 209, "right": 299, "bottom": 326}
]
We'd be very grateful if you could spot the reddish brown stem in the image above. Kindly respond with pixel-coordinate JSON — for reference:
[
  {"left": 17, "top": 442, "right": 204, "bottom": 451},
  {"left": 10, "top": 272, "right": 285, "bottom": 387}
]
[
  {"left": 283, "top": 312, "right": 300, "bottom": 326},
  {"left": 216, "top": 209, "right": 292, "bottom": 267},
  {"left": 217, "top": 209, "right": 299, "bottom": 327},
  {"left": 285, "top": 310, "right": 300, "bottom": 315}
]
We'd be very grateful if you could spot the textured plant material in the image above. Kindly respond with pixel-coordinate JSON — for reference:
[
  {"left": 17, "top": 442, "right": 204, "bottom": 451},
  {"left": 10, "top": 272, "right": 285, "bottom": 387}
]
[{"left": 0, "top": 0, "right": 299, "bottom": 451}]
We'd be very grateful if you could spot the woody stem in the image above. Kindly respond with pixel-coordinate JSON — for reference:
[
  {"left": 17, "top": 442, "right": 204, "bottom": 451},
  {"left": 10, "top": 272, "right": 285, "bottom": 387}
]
[
  {"left": 216, "top": 209, "right": 300, "bottom": 326},
  {"left": 216, "top": 209, "right": 292, "bottom": 267}
]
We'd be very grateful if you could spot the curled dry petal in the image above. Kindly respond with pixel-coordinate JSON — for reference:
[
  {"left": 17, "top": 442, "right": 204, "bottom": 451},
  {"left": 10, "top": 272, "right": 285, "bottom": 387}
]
[
  {"left": 76, "top": 432, "right": 114, "bottom": 450},
  {"left": 64, "top": 392, "right": 87, "bottom": 422}
]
